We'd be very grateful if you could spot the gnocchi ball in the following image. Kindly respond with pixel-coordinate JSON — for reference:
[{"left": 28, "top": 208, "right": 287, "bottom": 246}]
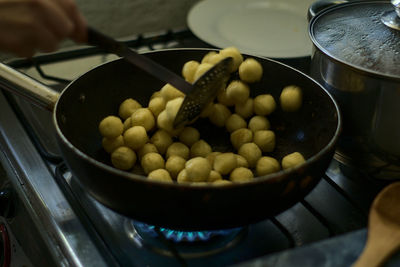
[
  {"left": 230, "top": 128, "right": 253, "bottom": 150},
  {"left": 193, "top": 63, "right": 213, "bottom": 81},
  {"left": 137, "top": 143, "right": 158, "bottom": 160},
  {"left": 185, "top": 157, "right": 211, "bottom": 182},
  {"left": 157, "top": 110, "right": 183, "bottom": 136},
  {"left": 190, "top": 139, "right": 212, "bottom": 158},
  {"left": 99, "top": 116, "right": 123, "bottom": 138},
  {"left": 256, "top": 156, "right": 280, "bottom": 176},
  {"left": 131, "top": 108, "right": 155, "bottom": 132},
  {"left": 225, "top": 114, "right": 247, "bottom": 133},
  {"left": 160, "top": 83, "right": 185, "bottom": 102},
  {"left": 219, "top": 47, "right": 243, "bottom": 72},
  {"left": 226, "top": 80, "right": 250, "bottom": 105},
  {"left": 150, "top": 91, "right": 162, "bottom": 100},
  {"left": 236, "top": 154, "right": 249, "bottom": 168},
  {"left": 235, "top": 98, "right": 254, "bottom": 119},
  {"left": 213, "top": 152, "right": 237, "bottom": 175},
  {"left": 177, "top": 169, "right": 190, "bottom": 184},
  {"left": 282, "top": 152, "right": 306, "bottom": 170},
  {"left": 280, "top": 85, "right": 303, "bottom": 112},
  {"left": 148, "top": 169, "right": 173, "bottom": 183},
  {"left": 123, "top": 126, "right": 149, "bottom": 150},
  {"left": 253, "top": 130, "right": 276, "bottom": 152},
  {"left": 248, "top": 115, "right": 270, "bottom": 132},
  {"left": 178, "top": 127, "right": 200, "bottom": 147},
  {"left": 209, "top": 103, "right": 232, "bottom": 127},
  {"left": 111, "top": 146, "right": 137, "bottom": 170},
  {"left": 230, "top": 167, "right": 254, "bottom": 183},
  {"left": 207, "top": 53, "right": 225, "bottom": 65},
  {"left": 165, "top": 156, "right": 186, "bottom": 179},
  {"left": 238, "top": 142, "right": 262, "bottom": 168},
  {"left": 182, "top": 60, "right": 200, "bottom": 83},
  {"left": 165, "top": 97, "right": 184, "bottom": 120},
  {"left": 141, "top": 152, "right": 165, "bottom": 174},
  {"left": 217, "top": 88, "right": 236, "bottom": 107},
  {"left": 123, "top": 117, "right": 132, "bottom": 132},
  {"left": 148, "top": 97, "right": 166, "bottom": 117},
  {"left": 151, "top": 129, "right": 173, "bottom": 155},
  {"left": 118, "top": 98, "right": 142, "bottom": 120},
  {"left": 201, "top": 51, "right": 218, "bottom": 64},
  {"left": 207, "top": 170, "right": 223, "bottom": 183},
  {"left": 213, "top": 179, "right": 233, "bottom": 186},
  {"left": 206, "top": 152, "right": 222, "bottom": 167},
  {"left": 253, "top": 94, "right": 276, "bottom": 116},
  {"left": 166, "top": 142, "right": 190, "bottom": 160},
  {"left": 238, "top": 58, "right": 263, "bottom": 83},
  {"left": 102, "top": 135, "right": 124, "bottom": 153}
]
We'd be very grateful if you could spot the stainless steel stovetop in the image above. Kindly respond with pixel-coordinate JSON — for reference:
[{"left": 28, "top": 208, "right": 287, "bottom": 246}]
[{"left": 0, "top": 29, "right": 398, "bottom": 267}]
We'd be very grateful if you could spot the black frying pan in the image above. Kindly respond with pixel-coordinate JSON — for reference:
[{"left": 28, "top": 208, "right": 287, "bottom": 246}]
[{"left": 0, "top": 49, "right": 341, "bottom": 230}]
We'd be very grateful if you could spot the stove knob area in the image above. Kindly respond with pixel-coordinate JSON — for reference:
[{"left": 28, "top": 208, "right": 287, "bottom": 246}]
[{"left": 0, "top": 188, "right": 14, "bottom": 219}]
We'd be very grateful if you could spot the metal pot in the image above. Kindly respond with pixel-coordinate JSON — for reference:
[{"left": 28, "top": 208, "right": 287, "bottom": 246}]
[{"left": 308, "top": 0, "right": 400, "bottom": 178}]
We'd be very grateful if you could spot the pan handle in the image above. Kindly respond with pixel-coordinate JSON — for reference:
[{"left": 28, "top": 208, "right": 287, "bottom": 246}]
[{"left": 0, "top": 63, "right": 59, "bottom": 111}]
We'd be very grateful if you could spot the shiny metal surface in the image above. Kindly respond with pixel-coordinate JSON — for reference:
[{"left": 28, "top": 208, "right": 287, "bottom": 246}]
[
  {"left": 0, "top": 90, "right": 108, "bottom": 266},
  {"left": 309, "top": 1, "right": 400, "bottom": 172}
]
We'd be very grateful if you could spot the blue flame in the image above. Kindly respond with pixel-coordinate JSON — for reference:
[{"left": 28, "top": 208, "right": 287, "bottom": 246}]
[{"left": 134, "top": 222, "right": 241, "bottom": 242}]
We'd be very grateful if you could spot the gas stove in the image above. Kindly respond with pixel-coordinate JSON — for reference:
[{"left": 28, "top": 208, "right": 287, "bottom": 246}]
[{"left": 0, "top": 29, "right": 398, "bottom": 267}]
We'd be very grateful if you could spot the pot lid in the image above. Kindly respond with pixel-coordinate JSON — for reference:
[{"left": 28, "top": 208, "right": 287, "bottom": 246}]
[{"left": 309, "top": 1, "right": 400, "bottom": 79}]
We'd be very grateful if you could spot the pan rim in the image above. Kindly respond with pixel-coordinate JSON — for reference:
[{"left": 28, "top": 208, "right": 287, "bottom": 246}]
[{"left": 53, "top": 48, "right": 342, "bottom": 189}]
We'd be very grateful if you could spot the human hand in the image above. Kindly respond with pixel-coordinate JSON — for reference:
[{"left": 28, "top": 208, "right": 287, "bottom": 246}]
[{"left": 0, "top": 0, "right": 87, "bottom": 57}]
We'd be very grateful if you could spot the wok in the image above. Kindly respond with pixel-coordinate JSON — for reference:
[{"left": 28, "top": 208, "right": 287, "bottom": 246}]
[{"left": 0, "top": 49, "right": 341, "bottom": 230}]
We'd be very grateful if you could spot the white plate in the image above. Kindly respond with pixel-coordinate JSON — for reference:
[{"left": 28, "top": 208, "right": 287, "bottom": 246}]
[{"left": 187, "top": 0, "right": 314, "bottom": 58}]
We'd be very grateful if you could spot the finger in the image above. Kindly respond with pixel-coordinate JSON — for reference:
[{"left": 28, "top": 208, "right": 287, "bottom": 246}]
[{"left": 53, "top": 0, "right": 87, "bottom": 42}]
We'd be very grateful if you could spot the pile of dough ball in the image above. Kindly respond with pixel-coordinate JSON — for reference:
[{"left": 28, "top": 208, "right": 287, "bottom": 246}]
[{"left": 98, "top": 47, "right": 305, "bottom": 185}]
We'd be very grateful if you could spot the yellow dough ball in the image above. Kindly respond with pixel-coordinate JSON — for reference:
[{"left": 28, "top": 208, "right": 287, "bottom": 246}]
[
  {"left": 219, "top": 47, "right": 243, "bottom": 72},
  {"left": 229, "top": 167, "right": 254, "bottom": 183},
  {"left": 148, "top": 97, "right": 166, "bottom": 117},
  {"left": 190, "top": 139, "right": 212, "bottom": 158},
  {"left": 185, "top": 157, "right": 211, "bottom": 182},
  {"left": 111, "top": 146, "right": 137, "bottom": 170},
  {"left": 238, "top": 142, "right": 262, "bottom": 168},
  {"left": 118, "top": 98, "right": 142, "bottom": 120},
  {"left": 238, "top": 58, "right": 263, "bottom": 83},
  {"left": 123, "top": 117, "right": 132, "bottom": 132},
  {"left": 207, "top": 53, "right": 225, "bottom": 65},
  {"left": 178, "top": 127, "right": 200, "bottom": 147},
  {"left": 193, "top": 63, "right": 213, "bottom": 81},
  {"left": 225, "top": 80, "right": 250, "bottom": 105},
  {"left": 213, "top": 179, "right": 233, "bottom": 186},
  {"left": 253, "top": 130, "right": 276, "bottom": 152},
  {"left": 148, "top": 169, "right": 173, "bottom": 183},
  {"left": 236, "top": 154, "right": 249, "bottom": 168},
  {"left": 235, "top": 98, "right": 254, "bottom": 119},
  {"left": 166, "top": 142, "right": 190, "bottom": 160},
  {"left": 102, "top": 135, "right": 124, "bottom": 153},
  {"left": 280, "top": 85, "right": 303, "bottom": 112},
  {"left": 157, "top": 110, "right": 183, "bottom": 137},
  {"left": 230, "top": 128, "right": 253, "bottom": 150},
  {"left": 177, "top": 169, "right": 190, "bottom": 184},
  {"left": 253, "top": 94, "right": 276, "bottom": 116},
  {"left": 282, "top": 152, "right": 306, "bottom": 170},
  {"left": 201, "top": 51, "right": 218, "bottom": 64},
  {"left": 206, "top": 152, "right": 222, "bottom": 167},
  {"left": 225, "top": 114, "right": 247, "bottom": 133},
  {"left": 150, "top": 129, "right": 173, "bottom": 155},
  {"left": 213, "top": 152, "right": 237, "bottom": 175},
  {"left": 137, "top": 143, "right": 158, "bottom": 160},
  {"left": 165, "top": 97, "right": 184, "bottom": 120},
  {"left": 165, "top": 156, "right": 186, "bottom": 180},
  {"left": 123, "top": 126, "right": 149, "bottom": 150},
  {"left": 141, "top": 152, "right": 165, "bottom": 174},
  {"left": 99, "top": 116, "right": 124, "bottom": 139},
  {"left": 209, "top": 103, "right": 232, "bottom": 127},
  {"left": 207, "top": 170, "right": 223, "bottom": 183},
  {"left": 131, "top": 108, "right": 155, "bottom": 132},
  {"left": 256, "top": 156, "right": 280, "bottom": 176},
  {"left": 182, "top": 60, "right": 200, "bottom": 83},
  {"left": 217, "top": 88, "right": 236, "bottom": 107},
  {"left": 248, "top": 115, "right": 270, "bottom": 132},
  {"left": 160, "top": 83, "right": 185, "bottom": 102}
]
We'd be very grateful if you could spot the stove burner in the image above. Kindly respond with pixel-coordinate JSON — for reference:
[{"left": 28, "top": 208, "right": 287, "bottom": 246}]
[{"left": 126, "top": 220, "right": 247, "bottom": 259}]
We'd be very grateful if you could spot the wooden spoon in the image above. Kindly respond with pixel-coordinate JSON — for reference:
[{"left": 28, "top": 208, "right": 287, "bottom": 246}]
[{"left": 352, "top": 182, "right": 400, "bottom": 267}]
